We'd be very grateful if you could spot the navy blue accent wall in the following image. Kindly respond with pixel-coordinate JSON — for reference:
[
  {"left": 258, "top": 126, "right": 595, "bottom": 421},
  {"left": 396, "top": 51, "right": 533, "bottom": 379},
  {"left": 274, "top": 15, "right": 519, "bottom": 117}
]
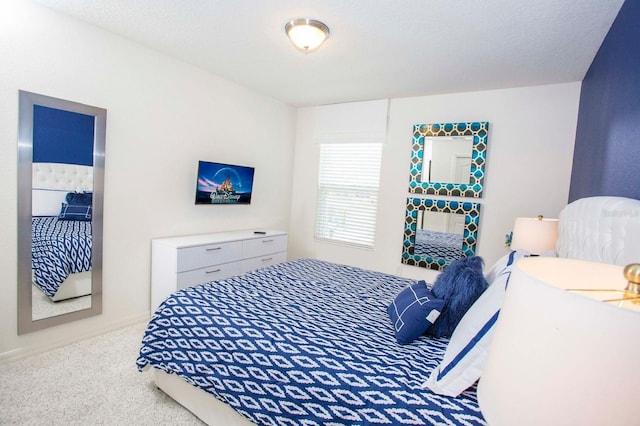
[
  {"left": 33, "top": 105, "right": 95, "bottom": 166},
  {"left": 568, "top": 0, "right": 640, "bottom": 202}
]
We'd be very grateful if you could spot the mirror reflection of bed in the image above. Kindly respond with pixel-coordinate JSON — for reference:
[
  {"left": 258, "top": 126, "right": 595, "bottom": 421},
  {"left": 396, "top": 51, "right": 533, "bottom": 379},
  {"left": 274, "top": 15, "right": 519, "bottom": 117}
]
[
  {"left": 31, "top": 162, "right": 94, "bottom": 320},
  {"left": 402, "top": 197, "right": 481, "bottom": 270},
  {"left": 29, "top": 103, "right": 96, "bottom": 321},
  {"left": 415, "top": 209, "right": 465, "bottom": 260}
]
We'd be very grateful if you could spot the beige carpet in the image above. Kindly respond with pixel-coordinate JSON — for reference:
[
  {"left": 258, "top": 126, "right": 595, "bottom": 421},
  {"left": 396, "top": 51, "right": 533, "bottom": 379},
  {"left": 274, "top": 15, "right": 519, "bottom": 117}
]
[{"left": 0, "top": 322, "right": 205, "bottom": 425}]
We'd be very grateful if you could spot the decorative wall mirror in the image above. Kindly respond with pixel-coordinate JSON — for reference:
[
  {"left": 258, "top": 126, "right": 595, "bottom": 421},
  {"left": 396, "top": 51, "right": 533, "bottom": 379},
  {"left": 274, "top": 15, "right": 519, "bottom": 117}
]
[
  {"left": 17, "top": 90, "right": 106, "bottom": 334},
  {"left": 401, "top": 198, "right": 480, "bottom": 270},
  {"left": 409, "top": 122, "right": 489, "bottom": 198}
]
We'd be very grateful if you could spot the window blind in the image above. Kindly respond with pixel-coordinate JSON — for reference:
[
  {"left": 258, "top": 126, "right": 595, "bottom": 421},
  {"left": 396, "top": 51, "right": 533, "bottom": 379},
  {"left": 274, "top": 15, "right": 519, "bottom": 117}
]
[{"left": 315, "top": 143, "right": 383, "bottom": 248}]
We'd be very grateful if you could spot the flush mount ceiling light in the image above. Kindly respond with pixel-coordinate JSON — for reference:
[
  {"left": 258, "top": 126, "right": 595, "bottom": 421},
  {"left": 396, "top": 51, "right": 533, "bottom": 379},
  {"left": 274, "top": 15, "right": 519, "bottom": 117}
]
[{"left": 284, "top": 18, "right": 330, "bottom": 53}]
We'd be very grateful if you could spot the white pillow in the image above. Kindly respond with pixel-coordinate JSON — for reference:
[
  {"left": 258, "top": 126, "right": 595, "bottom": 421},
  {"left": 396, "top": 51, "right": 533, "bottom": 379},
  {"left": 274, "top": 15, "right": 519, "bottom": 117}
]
[
  {"left": 423, "top": 250, "right": 528, "bottom": 397},
  {"left": 484, "top": 249, "right": 529, "bottom": 283}
]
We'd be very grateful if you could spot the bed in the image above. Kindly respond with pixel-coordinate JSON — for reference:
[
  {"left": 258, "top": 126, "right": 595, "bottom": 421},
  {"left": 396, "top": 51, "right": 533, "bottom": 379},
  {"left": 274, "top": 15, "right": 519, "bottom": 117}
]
[
  {"left": 137, "top": 196, "right": 640, "bottom": 425},
  {"left": 31, "top": 162, "right": 93, "bottom": 301},
  {"left": 138, "top": 259, "right": 485, "bottom": 425}
]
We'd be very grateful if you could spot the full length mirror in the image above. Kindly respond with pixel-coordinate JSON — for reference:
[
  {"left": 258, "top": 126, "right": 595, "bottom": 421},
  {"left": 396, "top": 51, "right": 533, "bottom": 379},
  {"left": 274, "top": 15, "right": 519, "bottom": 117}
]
[
  {"left": 409, "top": 122, "right": 489, "bottom": 198},
  {"left": 18, "top": 90, "right": 105, "bottom": 334},
  {"left": 402, "top": 198, "right": 480, "bottom": 270}
]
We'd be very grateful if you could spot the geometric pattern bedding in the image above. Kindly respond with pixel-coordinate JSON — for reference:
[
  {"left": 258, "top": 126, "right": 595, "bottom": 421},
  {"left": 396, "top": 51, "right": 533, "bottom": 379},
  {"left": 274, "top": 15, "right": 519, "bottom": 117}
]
[
  {"left": 32, "top": 216, "right": 92, "bottom": 297},
  {"left": 137, "top": 259, "right": 486, "bottom": 425},
  {"left": 415, "top": 229, "right": 463, "bottom": 260}
]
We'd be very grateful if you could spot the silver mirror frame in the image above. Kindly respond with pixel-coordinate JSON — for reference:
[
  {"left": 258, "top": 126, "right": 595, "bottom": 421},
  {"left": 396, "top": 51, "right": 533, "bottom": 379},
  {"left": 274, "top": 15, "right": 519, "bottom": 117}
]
[
  {"left": 401, "top": 197, "right": 481, "bottom": 270},
  {"left": 17, "top": 90, "right": 105, "bottom": 335},
  {"left": 408, "top": 122, "right": 489, "bottom": 198}
]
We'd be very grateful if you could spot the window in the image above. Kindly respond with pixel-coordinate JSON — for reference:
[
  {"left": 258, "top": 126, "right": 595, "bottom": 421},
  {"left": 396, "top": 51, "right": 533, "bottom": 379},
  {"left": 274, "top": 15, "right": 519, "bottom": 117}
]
[{"left": 315, "top": 143, "right": 383, "bottom": 248}]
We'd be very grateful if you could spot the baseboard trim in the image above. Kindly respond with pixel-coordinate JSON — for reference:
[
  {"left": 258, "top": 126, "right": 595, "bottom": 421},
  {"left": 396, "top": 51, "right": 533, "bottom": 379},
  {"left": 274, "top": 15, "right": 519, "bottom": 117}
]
[{"left": 0, "top": 312, "right": 151, "bottom": 364}]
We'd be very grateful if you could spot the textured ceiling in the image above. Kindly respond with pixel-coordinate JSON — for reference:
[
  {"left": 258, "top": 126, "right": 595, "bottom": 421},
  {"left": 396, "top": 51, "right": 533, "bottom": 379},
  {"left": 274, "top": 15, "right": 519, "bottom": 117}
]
[{"left": 34, "top": 0, "right": 624, "bottom": 107}]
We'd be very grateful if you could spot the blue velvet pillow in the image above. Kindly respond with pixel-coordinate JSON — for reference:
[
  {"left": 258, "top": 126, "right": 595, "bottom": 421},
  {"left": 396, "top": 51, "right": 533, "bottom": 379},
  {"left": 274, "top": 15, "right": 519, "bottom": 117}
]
[
  {"left": 387, "top": 281, "right": 445, "bottom": 344},
  {"left": 58, "top": 203, "right": 92, "bottom": 221},
  {"left": 426, "top": 256, "right": 488, "bottom": 338},
  {"left": 65, "top": 192, "right": 92, "bottom": 206}
]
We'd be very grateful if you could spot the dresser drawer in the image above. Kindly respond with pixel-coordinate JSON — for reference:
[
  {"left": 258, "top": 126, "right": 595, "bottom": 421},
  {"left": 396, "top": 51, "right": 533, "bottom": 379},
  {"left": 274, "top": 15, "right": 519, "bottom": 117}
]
[
  {"left": 241, "top": 250, "right": 287, "bottom": 273},
  {"left": 176, "top": 260, "right": 242, "bottom": 289},
  {"left": 176, "top": 241, "right": 242, "bottom": 273},
  {"left": 243, "top": 235, "right": 288, "bottom": 259},
  {"left": 152, "top": 230, "right": 287, "bottom": 313}
]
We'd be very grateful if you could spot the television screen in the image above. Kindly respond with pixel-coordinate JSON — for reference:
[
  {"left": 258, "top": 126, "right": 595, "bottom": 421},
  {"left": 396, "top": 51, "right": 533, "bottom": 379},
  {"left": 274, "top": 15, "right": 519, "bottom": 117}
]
[{"left": 195, "top": 160, "right": 255, "bottom": 205}]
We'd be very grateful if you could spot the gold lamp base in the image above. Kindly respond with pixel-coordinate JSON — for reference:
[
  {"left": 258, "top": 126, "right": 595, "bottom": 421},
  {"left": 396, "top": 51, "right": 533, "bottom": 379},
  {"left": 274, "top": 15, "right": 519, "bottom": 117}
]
[
  {"left": 567, "top": 263, "right": 640, "bottom": 306},
  {"left": 624, "top": 263, "right": 640, "bottom": 295}
]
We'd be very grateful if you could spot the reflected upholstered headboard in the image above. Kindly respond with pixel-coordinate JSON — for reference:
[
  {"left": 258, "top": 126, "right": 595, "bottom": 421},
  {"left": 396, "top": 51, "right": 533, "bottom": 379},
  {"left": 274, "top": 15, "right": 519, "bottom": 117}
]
[
  {"left": 556, "top": 196, "right": 640, "bottom": 266},
  {"left": 32, "top": 162, "right": 93, "bottom": 217}
]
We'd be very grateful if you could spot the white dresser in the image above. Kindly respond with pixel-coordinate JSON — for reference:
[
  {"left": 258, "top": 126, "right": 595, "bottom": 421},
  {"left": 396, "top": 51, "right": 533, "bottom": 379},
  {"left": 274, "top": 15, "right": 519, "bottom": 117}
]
[{"left": 151, "top": 230, "right": 287, "bottom": 312}]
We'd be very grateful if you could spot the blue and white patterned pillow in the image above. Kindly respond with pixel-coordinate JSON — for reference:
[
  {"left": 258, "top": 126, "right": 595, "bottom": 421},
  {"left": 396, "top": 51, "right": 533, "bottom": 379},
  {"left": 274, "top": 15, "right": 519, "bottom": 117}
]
[
  {"left": 58, "top": 203, "right": 92, "bottom": 221},
  {"left": 424, "top": 250, "right": 529, "bottom": 396},
  {"left": 387, "top": 281, "right": 445, "bottom": 345}
]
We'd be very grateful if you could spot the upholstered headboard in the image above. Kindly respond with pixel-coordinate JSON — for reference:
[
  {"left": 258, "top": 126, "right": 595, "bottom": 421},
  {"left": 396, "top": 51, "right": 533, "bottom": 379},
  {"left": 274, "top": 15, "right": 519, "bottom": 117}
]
[
  {"left": 556, "top": 196, "right": 640, "bottom": 266},
  {"left": 32, "top": 162, "right": 93, "bottom": 216}
]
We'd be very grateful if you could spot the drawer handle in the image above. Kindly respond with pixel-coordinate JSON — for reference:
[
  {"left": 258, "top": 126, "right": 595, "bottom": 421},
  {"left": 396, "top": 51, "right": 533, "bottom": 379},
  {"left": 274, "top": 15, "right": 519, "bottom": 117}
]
[
  {"left": 261, "top": 257, "right": 273, "bottom": 262},
  {"left": 206, "top": 247, "right": 222, "bottom": 251},
  {"left": 205, "top": 268, "right": 222, "bottom": 274},
  {"left": 262, "top": 239, "right": 274, "bottom": 243}
]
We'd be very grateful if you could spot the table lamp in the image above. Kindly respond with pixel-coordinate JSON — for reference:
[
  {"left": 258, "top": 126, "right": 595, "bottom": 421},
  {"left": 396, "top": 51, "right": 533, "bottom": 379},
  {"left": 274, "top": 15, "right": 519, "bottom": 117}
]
[
  {"left": 510, "top": 215, "right": 559, "bottom": 255},
  {"left": 477, "top": 257, "right": 640, "bottom": 426}
]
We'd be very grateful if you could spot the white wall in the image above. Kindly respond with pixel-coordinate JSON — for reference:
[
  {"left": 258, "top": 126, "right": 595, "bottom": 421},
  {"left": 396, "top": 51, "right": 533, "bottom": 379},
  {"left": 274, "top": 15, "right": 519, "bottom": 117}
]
[
  {"left": 289, "top": 83, "right": 581, "bottom": 282},
  {"left": 0, "top": 1, "right": 295, "bottom": 360}
]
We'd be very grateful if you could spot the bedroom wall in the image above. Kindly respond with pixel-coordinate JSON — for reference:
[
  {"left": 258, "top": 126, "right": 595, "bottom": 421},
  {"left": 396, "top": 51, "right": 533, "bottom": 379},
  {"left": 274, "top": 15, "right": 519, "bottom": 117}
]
[
  {"left": 569, "top": 0, "right": 640, "bottom": 201},
  {"left": 0, "top": 1, "right": 295, "bottom": 360},
  {"left": 289, "top": 83, "right": 581, "bottom": 282}
]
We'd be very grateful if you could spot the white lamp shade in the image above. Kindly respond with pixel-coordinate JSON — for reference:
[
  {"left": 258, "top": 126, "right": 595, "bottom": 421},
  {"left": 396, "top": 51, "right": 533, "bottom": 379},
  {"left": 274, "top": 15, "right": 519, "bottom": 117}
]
[
  {"left": 478, "top": 257, "right": 640, "bottom": 426},
  {"left": 510, "top": 217, "right": 558, "bottom": 254}
]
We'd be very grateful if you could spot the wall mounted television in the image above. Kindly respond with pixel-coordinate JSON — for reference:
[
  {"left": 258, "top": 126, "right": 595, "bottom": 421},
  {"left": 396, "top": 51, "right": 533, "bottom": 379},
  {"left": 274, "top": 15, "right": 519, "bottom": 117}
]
[{"left": 195, "top": 160, "right": 255, "bottom": 205}]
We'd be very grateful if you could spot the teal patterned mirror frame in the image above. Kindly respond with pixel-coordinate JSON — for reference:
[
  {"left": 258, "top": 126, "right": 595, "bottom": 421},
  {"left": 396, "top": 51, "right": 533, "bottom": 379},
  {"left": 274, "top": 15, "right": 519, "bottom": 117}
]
[
  {"left": 409, "top": 121, "right": 489, "bottom": 198},
  {"left": 402, "top": 198, "right": 481, "bottom": 270}
]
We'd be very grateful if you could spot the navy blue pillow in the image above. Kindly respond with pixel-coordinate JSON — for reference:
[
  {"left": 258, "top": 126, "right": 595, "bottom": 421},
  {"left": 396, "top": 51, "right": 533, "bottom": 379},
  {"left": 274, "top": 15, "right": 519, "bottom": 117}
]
[
  {"left": 387, "top": 281, "right": 445, "bottom": 345},
  {"left": 58, "top": 203, "right": 92, "bottom": 221},
  {"left": 65, "top": 192, "right": 92, "bottom": 206},
  {"left": 427, "top": 256, "right": 488, "bottom": 338}
]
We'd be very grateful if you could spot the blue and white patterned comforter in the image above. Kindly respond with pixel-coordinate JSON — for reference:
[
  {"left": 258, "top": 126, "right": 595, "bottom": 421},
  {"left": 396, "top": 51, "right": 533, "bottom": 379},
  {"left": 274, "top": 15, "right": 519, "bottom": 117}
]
[
  {"left": 32, "top": 216, "right": 92, "bottom": 297},
  {"left": 137, "top": 259, "right": 485, "bottom": 425}
]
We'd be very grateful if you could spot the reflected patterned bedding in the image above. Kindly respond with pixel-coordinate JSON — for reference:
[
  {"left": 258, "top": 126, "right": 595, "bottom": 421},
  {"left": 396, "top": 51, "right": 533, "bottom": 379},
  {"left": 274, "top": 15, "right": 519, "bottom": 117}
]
[
  {"left": 31, "top": 216, "right": 92, "bottom": 297},
  {"left": 415, "top": 229, "right": 463, "bottom": 260},
  {"left": 137, "top": 259, "right": 485, "bottom": 425}
]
